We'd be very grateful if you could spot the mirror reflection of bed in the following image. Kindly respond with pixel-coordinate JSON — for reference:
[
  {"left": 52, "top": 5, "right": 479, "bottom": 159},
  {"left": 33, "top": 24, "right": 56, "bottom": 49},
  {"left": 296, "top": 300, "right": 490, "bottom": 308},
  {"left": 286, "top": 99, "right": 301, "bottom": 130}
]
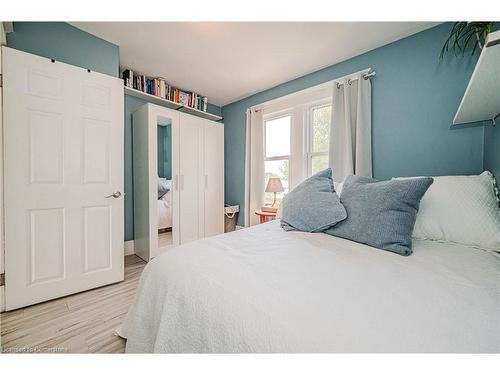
[{"left": 157, "top": 119, "right": 173, "bottom": 250}]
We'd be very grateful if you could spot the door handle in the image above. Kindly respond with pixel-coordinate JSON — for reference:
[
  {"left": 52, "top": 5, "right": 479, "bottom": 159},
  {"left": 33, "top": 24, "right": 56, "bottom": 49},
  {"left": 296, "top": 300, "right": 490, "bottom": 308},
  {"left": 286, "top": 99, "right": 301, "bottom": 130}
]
[{"left": 105, "top": 191, "right": 122, "bottom": 198}]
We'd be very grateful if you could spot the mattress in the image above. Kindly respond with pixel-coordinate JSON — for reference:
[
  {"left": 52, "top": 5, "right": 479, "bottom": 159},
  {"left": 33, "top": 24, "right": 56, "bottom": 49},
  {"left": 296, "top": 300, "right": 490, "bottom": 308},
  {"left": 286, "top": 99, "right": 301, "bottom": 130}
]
[
  {"left": 158, "top": 190, "right": 172, "bottom": 230},
  {"left": 121, "top": 220, "right": 500, "bottom": 353}
]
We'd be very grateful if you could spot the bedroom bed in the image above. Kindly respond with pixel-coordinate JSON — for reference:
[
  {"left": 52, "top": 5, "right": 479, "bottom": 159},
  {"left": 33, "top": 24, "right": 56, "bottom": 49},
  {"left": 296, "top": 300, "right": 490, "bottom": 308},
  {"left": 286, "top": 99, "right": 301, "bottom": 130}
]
[
  {"left": 158, "top": 178, "right": 172, "bottom": 230},
  {"left": 120, "top": 220, "right": 500, "bottom": 353},
  {"left": 158, "top": 188, "right": 172, "bottom": 230}
]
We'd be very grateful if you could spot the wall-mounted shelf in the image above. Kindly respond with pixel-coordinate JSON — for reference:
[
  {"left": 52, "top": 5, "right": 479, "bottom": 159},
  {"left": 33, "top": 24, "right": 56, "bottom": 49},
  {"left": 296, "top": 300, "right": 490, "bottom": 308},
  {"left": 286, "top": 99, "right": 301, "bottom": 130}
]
[
  {"left": 124, "top": 86, "right": 223, "bottom": 122},
  {"left": 453, "top": 30, "right": 500, "bottom": 126}
]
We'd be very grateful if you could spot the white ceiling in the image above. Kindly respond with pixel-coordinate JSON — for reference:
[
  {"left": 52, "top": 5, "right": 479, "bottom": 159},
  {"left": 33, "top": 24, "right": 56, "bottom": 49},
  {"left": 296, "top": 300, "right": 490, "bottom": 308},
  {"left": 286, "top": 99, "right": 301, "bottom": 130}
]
[{"left": 71, "top": 22, "right": 438, "bottom": 106}]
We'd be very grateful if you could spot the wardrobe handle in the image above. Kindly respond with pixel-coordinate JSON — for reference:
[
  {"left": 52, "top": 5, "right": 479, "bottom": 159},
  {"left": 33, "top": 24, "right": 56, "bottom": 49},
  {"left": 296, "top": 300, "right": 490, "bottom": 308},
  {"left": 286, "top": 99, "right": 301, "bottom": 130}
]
[
  {"left": 180, "top": 175, "right": 184, "bottom": 191},
  {"left": 205, "top": 175, "right": 208, "bottom": 190},
  {"left": 174, "top": 175, "right": 179, "bottom": 191}
]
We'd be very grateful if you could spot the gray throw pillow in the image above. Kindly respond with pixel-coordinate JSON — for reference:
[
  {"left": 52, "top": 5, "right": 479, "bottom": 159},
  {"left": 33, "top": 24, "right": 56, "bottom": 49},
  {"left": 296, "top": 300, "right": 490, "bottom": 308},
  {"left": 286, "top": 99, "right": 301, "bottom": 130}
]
[
  {"left": 325, "top": 175, "right": 433, "bottom": 256},
  {"left": 280, "top": 168, "right": 347, "bottom": 232},
  {"left": 157, "top": 177, "right": 170, "bottom": 199}
]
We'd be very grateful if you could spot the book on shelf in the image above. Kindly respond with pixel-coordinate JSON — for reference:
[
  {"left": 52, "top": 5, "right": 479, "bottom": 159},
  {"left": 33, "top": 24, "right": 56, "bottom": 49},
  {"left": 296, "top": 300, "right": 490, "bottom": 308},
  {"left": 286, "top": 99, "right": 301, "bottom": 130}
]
[
  {"left": 121, "top": 67, "right": 211, "bottom": 113},
  {"left": 179, "top": 91, "right": 190, "bottom": 107}
]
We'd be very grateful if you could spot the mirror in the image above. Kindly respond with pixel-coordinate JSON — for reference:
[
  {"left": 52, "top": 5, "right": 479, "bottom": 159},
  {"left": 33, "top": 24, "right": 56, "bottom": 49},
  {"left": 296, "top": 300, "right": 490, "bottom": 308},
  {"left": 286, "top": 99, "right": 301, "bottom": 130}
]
[{"left": 157, "top": 117, "right": 173, "bottom": 250}]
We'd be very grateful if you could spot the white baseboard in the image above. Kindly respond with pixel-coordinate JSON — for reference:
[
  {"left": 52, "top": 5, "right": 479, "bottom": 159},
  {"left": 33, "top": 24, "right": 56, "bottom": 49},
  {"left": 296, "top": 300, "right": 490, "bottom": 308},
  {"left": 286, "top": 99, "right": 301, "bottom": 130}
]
[
  {"left": 124, "top": 240, "right": 135, "bottom": 256},
  {"left": 0, "top": 286, "right": 5, "bottom": 313}
]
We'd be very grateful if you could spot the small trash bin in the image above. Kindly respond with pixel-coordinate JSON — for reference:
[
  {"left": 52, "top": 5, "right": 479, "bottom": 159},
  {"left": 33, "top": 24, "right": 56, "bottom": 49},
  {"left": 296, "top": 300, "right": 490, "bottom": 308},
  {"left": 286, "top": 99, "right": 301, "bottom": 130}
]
[{"left": 224, "top": 204, "right": 239, "bottom": 232}]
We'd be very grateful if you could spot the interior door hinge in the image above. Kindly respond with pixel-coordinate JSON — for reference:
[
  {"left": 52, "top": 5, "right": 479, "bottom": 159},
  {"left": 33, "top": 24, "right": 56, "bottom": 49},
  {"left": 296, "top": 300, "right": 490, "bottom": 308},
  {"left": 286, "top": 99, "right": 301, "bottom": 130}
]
[
  {"left": 0, "top": 73, "right": 3, "bottom": 87},
  {"left": 0, "top": 273, "right": 5, "bottom": 287}
]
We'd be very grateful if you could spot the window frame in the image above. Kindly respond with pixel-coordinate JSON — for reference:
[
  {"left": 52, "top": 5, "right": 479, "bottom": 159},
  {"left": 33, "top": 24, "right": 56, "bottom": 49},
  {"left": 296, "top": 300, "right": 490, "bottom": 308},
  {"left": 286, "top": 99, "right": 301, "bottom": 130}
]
[
  {"left": 306, "top": 100, "right": 332, "bottom": 177},
  {"left": 257, "top": 85, "right": 332, "bottom": 194},
  {"left": 263, "top": 113, "right": 292, "bottom": 204}
]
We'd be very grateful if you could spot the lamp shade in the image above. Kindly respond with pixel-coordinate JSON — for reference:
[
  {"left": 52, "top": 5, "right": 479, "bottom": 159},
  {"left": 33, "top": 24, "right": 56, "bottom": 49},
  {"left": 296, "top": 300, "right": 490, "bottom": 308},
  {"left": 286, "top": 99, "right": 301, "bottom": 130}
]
[{"left": 265, "top": 177, "right": 284, "bottom": 193}]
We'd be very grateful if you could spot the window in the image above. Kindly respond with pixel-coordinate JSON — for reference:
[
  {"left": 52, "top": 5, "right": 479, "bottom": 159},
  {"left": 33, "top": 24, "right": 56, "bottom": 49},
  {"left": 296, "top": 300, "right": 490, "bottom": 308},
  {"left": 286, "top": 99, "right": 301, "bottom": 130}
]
[
  {"left": 257, "top": 85, "right": 332, "bottom": 205},
  {"left": 264, "top": 116, "right": 290, "bottom": 205},
  {"left": 308, "top": 105, "right": 331, "bottom": 176}
]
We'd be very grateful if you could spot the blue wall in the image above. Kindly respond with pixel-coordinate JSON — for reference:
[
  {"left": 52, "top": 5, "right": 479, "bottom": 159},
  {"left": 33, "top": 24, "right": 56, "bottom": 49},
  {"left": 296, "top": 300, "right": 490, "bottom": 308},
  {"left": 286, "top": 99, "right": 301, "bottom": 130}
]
[
  {"left": 7, "top": 22, "right": 119, "bottom": 77},
  {"left": 484, "top": 124, "right": 500, "bottom": 180},
  {"left": 222, "top": 23, "right": 485, "bottom": 226},
  {"left": 7, "top": 22, "right": 222, "bottom": 241},
  {"left": 158, "top": 125, "right": 172, "bottom": 179}
]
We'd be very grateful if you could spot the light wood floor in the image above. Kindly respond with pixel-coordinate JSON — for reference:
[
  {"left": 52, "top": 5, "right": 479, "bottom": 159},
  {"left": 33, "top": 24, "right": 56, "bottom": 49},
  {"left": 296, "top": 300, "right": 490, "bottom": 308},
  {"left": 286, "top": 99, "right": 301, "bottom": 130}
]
[
  {"left": 158, "top": 231, "right": 173, "bottom": 248},
  {"left": 0, "top": 255, "right": 146, "bottom": 353}
]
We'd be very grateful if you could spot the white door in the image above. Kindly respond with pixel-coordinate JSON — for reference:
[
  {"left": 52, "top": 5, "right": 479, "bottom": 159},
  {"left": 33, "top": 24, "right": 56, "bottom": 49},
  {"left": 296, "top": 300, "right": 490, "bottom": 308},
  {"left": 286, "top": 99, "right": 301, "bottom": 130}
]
[
  {"left": 179, "top": 114, "right": 202, "bottom": 244},
  {"left": 202, "top": 121, "right": 225, "bottom": 237},
  {"left": 3, "top": 47, "right": 124, "bottom": 310},
  {"left": 0, "top": 45, "right": 4, "bottom": 312}
]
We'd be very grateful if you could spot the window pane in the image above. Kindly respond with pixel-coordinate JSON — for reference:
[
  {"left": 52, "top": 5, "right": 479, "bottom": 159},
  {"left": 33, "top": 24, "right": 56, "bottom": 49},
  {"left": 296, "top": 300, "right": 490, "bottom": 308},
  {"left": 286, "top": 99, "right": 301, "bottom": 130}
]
[
  {"left": 265, "top": 116, "right": 290, "bottom": 158},
  {"left": 264, "top": 159, "right": 289, "bottom": 205},
  {"left": 312, "top": 106, "right": 331, "bottom": 153},
  {"left": 311, "top": 154, "right": 329, "bottom": 175}
]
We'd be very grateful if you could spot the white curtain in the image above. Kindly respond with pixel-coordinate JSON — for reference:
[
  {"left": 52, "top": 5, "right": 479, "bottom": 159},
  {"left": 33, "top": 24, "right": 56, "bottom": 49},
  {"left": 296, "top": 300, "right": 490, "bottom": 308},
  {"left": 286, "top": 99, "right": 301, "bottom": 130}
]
[
  {"left": 244, "top": 108, "right": 265, "bottom": 226},
  {"left": 329, "top": 72, "right": 372, "bottom": 182}
]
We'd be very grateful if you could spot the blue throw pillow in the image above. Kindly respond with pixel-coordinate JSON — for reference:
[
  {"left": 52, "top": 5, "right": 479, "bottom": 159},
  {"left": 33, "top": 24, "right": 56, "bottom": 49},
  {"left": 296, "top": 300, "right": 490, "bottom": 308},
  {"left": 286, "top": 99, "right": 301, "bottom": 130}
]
[
  {"left": 280, "top": 168, "right": 347, "bottom": 232},
  {"left": 325, "top": 175, "right": 433, "bottom": 256}
]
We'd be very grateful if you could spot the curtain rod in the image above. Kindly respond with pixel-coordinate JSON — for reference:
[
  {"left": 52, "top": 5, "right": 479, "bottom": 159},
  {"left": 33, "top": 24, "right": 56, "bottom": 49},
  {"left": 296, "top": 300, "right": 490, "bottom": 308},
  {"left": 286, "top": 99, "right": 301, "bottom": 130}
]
[
  {"left": 336, "top": 70, "right": 376, "bottom": 88},
  {"left": 248, "top": 68, "right": 375, "bottom": 111}
]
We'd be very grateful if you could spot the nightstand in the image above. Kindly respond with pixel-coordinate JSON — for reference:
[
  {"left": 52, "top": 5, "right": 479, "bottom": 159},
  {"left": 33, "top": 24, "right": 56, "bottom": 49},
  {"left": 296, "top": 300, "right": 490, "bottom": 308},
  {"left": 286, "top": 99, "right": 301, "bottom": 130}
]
[{"left": 254, "top": 210, "right": 277, "bottom": 224}]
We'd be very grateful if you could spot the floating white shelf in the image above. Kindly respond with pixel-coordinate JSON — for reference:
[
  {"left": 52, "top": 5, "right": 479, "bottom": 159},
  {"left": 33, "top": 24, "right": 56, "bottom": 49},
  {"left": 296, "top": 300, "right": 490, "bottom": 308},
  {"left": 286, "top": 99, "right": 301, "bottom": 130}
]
[
  {"left": 453, "top": 30, "right": 500, "bottom": 125},
  {"left": 124, "top": 86, "right": 223, "bottom": 122}
]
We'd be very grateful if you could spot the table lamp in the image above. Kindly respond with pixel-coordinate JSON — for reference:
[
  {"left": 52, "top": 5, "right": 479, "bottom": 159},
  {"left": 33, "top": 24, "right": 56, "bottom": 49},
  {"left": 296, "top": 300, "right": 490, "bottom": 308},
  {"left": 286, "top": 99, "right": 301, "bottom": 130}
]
[{"left": 265, "top": 177, "right": 284, "bottom": 208}]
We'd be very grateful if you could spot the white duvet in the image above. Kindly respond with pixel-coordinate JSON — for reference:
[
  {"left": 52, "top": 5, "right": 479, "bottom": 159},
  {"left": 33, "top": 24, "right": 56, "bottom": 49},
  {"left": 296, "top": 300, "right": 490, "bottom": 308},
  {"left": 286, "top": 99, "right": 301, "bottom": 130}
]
[
  {"left": 121, "top": 221, "right": 500, "bottom": 353},
  {"left": 158, "top": 191, "right": 172, "bottom": 230}
]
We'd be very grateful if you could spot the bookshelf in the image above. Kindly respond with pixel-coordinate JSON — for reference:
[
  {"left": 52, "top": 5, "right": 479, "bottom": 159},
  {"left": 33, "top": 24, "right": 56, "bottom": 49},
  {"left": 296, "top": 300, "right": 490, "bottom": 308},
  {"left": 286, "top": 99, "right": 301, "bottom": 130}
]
[{"left": 124, "top": 86, "right": 223, "bottom": 122}]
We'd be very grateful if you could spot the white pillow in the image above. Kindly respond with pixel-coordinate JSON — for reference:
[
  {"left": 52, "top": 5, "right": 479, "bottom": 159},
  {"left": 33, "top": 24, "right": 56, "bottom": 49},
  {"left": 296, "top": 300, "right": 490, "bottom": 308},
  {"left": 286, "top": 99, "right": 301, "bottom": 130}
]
[{"left": 395, "top": 171, "right": 500, "bottom": 251}]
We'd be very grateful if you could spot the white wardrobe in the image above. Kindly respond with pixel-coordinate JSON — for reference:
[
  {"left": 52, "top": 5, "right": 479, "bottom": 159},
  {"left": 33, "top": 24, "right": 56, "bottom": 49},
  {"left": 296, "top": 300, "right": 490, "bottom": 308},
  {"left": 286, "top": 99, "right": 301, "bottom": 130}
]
[{"left": 132, "top": 103, "right": 224, "bottom": 261}]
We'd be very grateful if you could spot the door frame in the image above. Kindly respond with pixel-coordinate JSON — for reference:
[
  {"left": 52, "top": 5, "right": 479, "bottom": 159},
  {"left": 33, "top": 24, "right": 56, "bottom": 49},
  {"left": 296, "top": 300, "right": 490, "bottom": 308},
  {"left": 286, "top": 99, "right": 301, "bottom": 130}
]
[{"left": 0, "top": 27, "right": 5, "bottom": 312}]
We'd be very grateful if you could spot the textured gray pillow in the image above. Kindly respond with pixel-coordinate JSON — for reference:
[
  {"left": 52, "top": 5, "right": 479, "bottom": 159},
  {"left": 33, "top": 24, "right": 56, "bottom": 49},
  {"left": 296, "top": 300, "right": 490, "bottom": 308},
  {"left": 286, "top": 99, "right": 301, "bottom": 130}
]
[
  {"left": 157, "top": 177, "right": 170, "bottom": 199},
  {"left": 280, "top": 168, "right": 347, "bottom": 232},
  {"left": 325, "top": 175, "right": 433, "bottom": 255}
]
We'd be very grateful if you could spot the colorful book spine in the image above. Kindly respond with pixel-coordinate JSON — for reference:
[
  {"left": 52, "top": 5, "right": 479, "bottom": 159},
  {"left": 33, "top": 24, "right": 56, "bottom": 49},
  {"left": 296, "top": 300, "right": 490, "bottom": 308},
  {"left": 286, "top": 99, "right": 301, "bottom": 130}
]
[{"left": 122, "top": 68, "right": 211, "bottom": 112}]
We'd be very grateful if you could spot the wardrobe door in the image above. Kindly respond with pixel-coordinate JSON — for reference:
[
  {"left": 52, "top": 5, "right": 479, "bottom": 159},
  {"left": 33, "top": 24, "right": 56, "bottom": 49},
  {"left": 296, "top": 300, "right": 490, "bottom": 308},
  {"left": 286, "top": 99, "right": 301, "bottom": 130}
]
[
  {"left": 203, "top": 121, "right": 225, "bottom": 237},
  {"left": 179, "top": 114, "right": 202, "bottom": 243}
]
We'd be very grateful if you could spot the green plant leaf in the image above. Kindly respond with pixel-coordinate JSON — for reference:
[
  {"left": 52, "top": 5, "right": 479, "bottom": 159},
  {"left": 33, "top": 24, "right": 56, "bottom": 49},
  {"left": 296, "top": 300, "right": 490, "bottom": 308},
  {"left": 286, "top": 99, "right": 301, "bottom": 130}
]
[{"left": 440, "top": 21, "right": 496, "bottom": 59}]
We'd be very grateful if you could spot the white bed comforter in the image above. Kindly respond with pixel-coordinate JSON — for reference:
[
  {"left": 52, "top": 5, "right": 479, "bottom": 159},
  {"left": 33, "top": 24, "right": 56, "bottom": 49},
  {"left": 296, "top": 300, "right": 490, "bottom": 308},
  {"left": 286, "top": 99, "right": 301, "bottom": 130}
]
[
  {"left": 158, "top": 191, "right": 172, "bottom": 230},
  {"left": 121, "top": 221, "right": 500, "bottom": 353}
]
